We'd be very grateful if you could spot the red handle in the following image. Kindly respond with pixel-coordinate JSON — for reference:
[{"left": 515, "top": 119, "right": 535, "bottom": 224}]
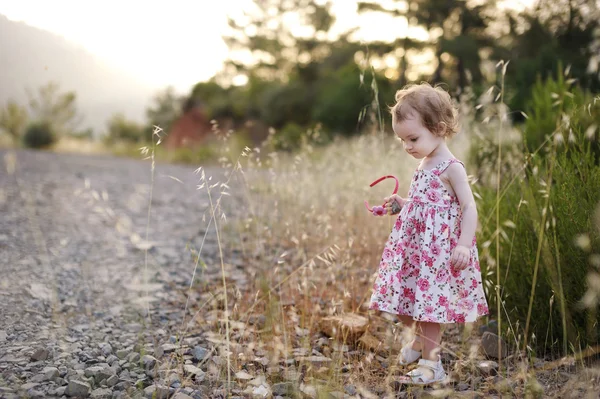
[{"left": 365, "top": 175, "right": 399, "bottom": 212}]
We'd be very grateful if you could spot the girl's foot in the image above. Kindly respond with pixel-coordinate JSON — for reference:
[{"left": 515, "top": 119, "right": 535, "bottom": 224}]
[
  {"left": 398, "top": 337, "right": 422, "bottom": 365},
  {"left": 398, "top": 357, "right": 447, "bottom": 385}
]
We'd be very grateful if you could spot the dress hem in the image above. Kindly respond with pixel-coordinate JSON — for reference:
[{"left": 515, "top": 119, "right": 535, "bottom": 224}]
[{"left": 369, "top": 304, "right": 488, "bottom": 324}]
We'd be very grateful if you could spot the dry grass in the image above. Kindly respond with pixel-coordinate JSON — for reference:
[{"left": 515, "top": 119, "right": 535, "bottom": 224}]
[{"left": 165, "top": 81, "right": 600, "bottom": 396}]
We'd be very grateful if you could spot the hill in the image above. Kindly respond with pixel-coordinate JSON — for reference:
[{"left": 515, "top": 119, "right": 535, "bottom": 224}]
[{"left": 0, "top": 14, "right": 157, "bottom": 134}]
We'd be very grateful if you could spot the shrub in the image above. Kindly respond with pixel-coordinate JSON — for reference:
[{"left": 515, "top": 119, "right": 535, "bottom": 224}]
[
  {"left": 22, "top": 122, "right": 56, "bottom": 148},
  {"left": 474, "top": 76, "right": 600, "bottom": 356}
]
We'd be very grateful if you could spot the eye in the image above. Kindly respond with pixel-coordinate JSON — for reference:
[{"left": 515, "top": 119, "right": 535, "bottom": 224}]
[{"left": 410, "top": 138, "right": 418, "bottom": 142}]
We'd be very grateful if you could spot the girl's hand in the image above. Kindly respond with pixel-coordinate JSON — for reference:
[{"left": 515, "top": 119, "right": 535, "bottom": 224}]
[
  {"left": 384, "top": 194, "right": 405, "bottom": 215},
  {"left": 451, "top": 245, "right": 471, "bottom": 270}
]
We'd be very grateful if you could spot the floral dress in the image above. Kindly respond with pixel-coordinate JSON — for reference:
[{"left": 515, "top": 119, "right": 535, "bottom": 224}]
[{"left": 369, "top": 158, "right": 489, "bottom": 323}]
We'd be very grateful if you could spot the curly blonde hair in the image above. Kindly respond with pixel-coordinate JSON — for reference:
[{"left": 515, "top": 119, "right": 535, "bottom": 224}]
[{"left": 389, "top": 82, "right": 459, "bottom": 138}]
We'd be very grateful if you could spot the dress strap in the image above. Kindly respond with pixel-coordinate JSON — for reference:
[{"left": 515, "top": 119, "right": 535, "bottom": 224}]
[{"left": 433, "top": 158, "right": 464, "bottom": 174}]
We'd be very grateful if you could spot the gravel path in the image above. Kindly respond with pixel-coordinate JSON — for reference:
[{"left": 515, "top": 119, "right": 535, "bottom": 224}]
[{"left": 0, "top": 149, "right": 239, "bottom": 399}]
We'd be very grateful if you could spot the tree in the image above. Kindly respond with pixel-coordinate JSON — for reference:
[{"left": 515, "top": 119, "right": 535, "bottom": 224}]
[
  {"left": 0, "top": 100, "right": 28, "bottom": 142},
  {"left": 145, "top": 86, "right": 184, "bottom": 134},
  {"left": 495, "top": 0, "right": 600, "bottom": 117},
  {"left": 222, "top": 0, "right": 337, "bottom": 82},
  {"left": 358, "top": 0, "right": 498, "bottom": 92},
  {"left": 26, "top": 81, "right": 82, "bottom": 136},
  {"left": 104, "top": 113, "right": 147, "bottom": 144}
]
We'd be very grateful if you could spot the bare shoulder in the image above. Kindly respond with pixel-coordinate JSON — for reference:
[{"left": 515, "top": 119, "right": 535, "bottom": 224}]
[{"left": 445, "top": 161, "right": 469, "bottom": 183}]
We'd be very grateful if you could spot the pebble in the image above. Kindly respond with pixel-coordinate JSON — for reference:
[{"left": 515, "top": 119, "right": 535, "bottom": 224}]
[{"left": 0, "top": 151, "right": 229, "bottom": 398}]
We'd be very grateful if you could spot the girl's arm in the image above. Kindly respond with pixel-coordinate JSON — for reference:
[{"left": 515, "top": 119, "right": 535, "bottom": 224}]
[{"left": 446, "top": 163, "right": 478, "bottom": 269}]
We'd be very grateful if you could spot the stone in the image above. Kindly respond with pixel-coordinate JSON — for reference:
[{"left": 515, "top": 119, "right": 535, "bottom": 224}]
[
  {"left": 65, "top": 379, "right": 91, "bottom": 397},
  {"left": 481, "top": 332, "right": 508, "bottom": 359},
  {"left": 477, "top": 360, "right": 499, "bottom": 376},
  {"left": 192, "top": 346, "right": 209, "bottom": 361},
  {"left": 30, "top": 347, "right": 49, "bottom": 361},
  {"left": 144, "top": 384, "right": 172, "bottom": 399},
  {"left": 90, "top": 387, "right": 113, "bottom": 398},
  {"left": 42, "top": 366, "right": 60, "bottom": 381},
  {"left": 272, "top": 382, "right": 295, "bottom": 396},
  {"left": 320, "top": 313, "right": 369, "bottom": 343}
]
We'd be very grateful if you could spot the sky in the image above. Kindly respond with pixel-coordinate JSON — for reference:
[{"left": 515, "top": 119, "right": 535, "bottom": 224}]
[{"left": 0, "top": 0, "right": 534, "bottom": 94}]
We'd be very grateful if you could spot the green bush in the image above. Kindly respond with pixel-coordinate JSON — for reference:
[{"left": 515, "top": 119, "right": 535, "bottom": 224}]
[
  {"left": 524, "top": 67, "right": 600, "bottom": 159},
  {"left": 473, "top": 77, "right": 600, "bottom": 357},
  {"left": 22, "top": 122, "right": 56, "bottom": 148}
]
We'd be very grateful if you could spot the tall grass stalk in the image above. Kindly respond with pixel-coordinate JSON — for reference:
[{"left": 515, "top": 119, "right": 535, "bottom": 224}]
[
  {"left": 495, "top": 60, "right": 507, "bottom": 372},
  {"left": 140, "top": 125, "right": 163, "bottom": 322}
]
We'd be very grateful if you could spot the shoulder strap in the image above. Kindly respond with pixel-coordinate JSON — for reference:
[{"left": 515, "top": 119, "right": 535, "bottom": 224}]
[{"left": 434, "top": 158, "right": 464, "bottom": 174}]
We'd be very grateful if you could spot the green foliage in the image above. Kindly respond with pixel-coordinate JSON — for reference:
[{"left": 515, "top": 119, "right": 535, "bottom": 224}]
[
  {"left": 269, "top": 122, "right": 306, "bottom": 152},
  {"left": 26, "top": 81, "right": 81, "bottom": 136},
  {"left": 104, "top": 113, "right": 148, "bottom": 144},
  {"left": 260, "top": 82, "right": 313, "bottom": 129},
  {"left": 474, "top": 88, "right": 600, "bottom": 356},
  {"left": 22, "top": 122, "right": 56, "bottom": 148},
  {"left": 0, "top": 100, "right": 28, "bottom": 142},
  {"left": 523, "top": 67, "right": 600, "bottom": 159},
  {"left": 499, "top": 5, "right": 600, "bottom": 120},
  {"left": 312, "top": 62, "right": 377, "bottom": 136},
  {"left": 145, "top": 86, "right": 183, "bottom": 134}
]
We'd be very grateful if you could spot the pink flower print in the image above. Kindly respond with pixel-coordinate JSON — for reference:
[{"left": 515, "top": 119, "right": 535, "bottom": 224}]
[
  {"left": 447, "top": 308, "right": 456, "bottom": 320},
  {"left": 383, "top": 248, "right": 393, "bottom": 261},
  {"left": 471, "top": 278, "right": 478, "bottom": 289},
  {"left": 406, "top": 225, "right": 414, "bottom": 235},
  {"left": 423, "top": 254, "right": 434, "bottom": 268},
  {"left": 428, "top": 208, "right": 436, "bottom": 218},
  {"left": 395, "top": 270, "right": 402, "bottom": 280},
  {"left": 458, "top": 298, "right": 474, "bottom": 312},
  {"left": 474, "top": 260, "right": 481, "bottom": 271},
  {"left": 417, "top": 278, "right": 430, "bottom": 292},
  {"left": 433, "top": 169, "right": 442, "bottom": 176},
  {"left": 379, "top": 286, "right": 387, "bottom": 295},
  {"left": 372, "top": 302, "right": 379, "bottom": 310},
  {"left": 400, "top": 265, "right": 410, "bottom": 277},
  {"left": 438, "top": 295, "right": 448, "bottom": 307},
  {"left": 440, "top": 223, "right": 449, "bottom": 235},
  {"left": 451, "top": 266, "right": 461, "bottom": 278},
  {"left": 402, "top": 237, "right": 411, "bottom": 249},
  {"left": 410, "top": 253, "right": 421, "bottom": 266},
  {"left": 427, "top": 190, "right": 441, "bottom": 202},
  {"left": 395, "top": 218, "right": 403, "bottom": 229},
  {"left": 477, "top": 303, "right": 488, "bottom": 315},
  {"left": 424, "top": 305, "right": 434, "bottom": 314},
  {"left": 454, "top": 313, "right": 466, "bottom": 323},
  {"left": 429, "top": 179, "right": 441, "bottom": 189},
  {"left": 435, "top": 269, "right": 449, "bottom": 284},
  {"left": 450, "top": 238, "right": 457, "bottom": 250},
  {"left": 430, "top": 242, "right": 441, "bottom": 256},
  {"left": 459, "top": 289, "right": 469, "bottom": 298}
]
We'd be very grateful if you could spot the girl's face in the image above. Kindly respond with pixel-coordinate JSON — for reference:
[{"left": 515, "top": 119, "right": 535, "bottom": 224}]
[{"left": 393, "top": 114, "right": 443, "bottom": 159}]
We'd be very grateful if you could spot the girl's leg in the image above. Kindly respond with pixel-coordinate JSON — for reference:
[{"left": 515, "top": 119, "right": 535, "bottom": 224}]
[
  {"left": 419, "top": 321, "right": 442, "bottom": 360},
  {"left": 397, "top": 315, "right": 422, "bottom": 351}
]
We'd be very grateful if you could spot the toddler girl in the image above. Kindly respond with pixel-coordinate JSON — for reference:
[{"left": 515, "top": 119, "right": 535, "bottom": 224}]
[{"left": 369, "top": 82, "right": 489, "bottom": 385}]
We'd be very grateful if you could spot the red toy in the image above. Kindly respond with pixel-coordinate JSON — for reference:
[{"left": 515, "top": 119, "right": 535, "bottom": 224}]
[{"left": 365, "top": 175, "right": 399, "bottom": 216}]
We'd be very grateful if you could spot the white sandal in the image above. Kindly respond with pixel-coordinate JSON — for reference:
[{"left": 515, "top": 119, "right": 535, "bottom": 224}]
[
  {"left": 398, "top": 337, "right": 421, "bottom": 365},
  {"left": 399, "top": 358, "right": 447, "bottom": 385}
]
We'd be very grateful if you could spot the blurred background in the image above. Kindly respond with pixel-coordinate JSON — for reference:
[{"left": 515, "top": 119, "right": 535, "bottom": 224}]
[{"left": 0, "top": 0, "right": 598, "bottom": 156}]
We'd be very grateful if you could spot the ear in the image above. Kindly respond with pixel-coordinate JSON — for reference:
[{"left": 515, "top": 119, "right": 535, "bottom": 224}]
[{"left": 436, "top": 121, "right": 448, "bottom": 136}]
